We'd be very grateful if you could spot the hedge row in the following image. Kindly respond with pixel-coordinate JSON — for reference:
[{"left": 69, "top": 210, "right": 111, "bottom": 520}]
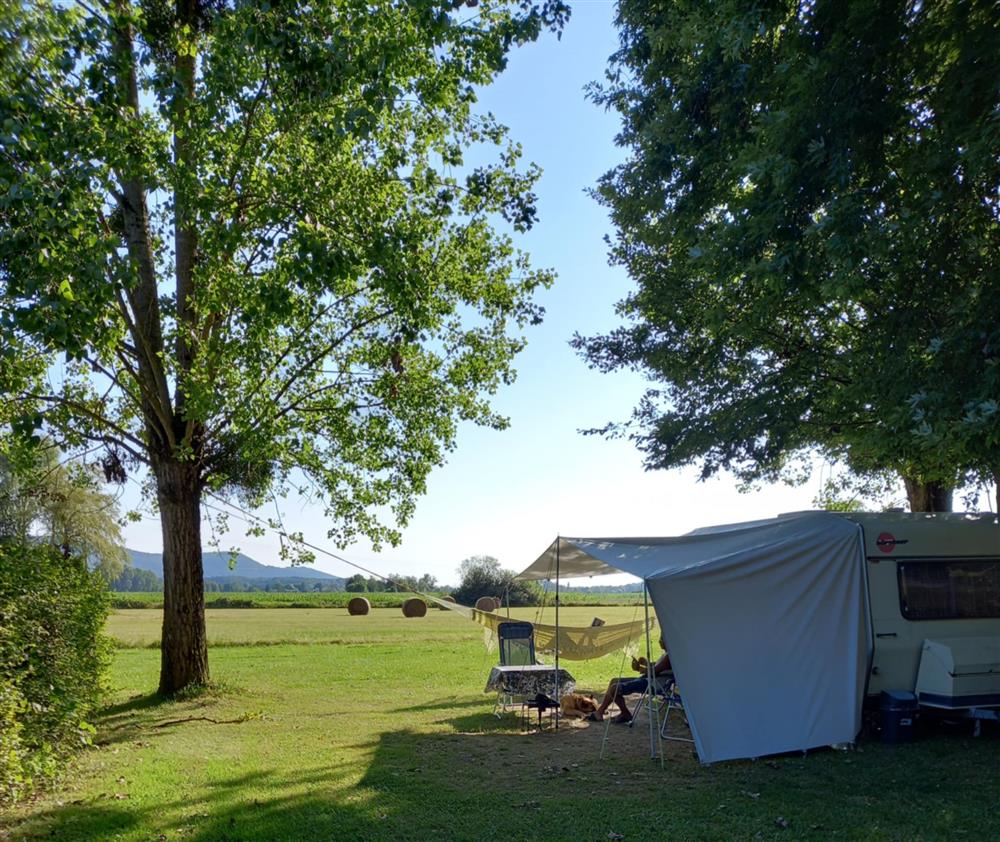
[{"left": 0, "top": 543, "right": 111, "bottom": 806}]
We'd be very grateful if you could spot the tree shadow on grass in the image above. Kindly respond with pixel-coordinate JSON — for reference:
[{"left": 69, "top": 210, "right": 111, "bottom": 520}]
[
  {"left": 10, "top": 728, "right": 667, "bottom": 842},
  {"left": 95, "top": 692, "right": 175, "bottom": 748},
  {"left": 100, "top": 692, "right": 167, "bottom": 718},
  {"left": 392, "top": 696, "right": 489, "bottom": 714},
  {"left": 311, "top": 720, "right": 705, "bottom": 841},
  {"left": 96, "top": 683, "right": 247, "bottom": 747},
  {"left": 13, "top": 698, "right": 1000, "bottom": 842},
  {"left": 12, "top": 747, "right": 489, "bottom": 842},
  {"left": 394, "top": 695, "right": 567, "bottom": 735},
  {"left": 9, "top": 695, "right": 659, "bottom": 842}
]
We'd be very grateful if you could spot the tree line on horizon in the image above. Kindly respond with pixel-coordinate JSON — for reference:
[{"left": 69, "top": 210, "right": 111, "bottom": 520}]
[{"left": 344, "top": 572, "right": 441, "bottom": 594}]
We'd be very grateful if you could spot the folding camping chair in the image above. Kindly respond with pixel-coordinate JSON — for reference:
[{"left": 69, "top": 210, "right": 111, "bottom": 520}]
[
  {"left": 498, "top": 621, "right": 536, "bottom": 667},
  {"left": 629, "top": 675, "right": 693, "bottom": 743},
  {"left": 491, "top": 621, "right": 538, "bottom": 716}
]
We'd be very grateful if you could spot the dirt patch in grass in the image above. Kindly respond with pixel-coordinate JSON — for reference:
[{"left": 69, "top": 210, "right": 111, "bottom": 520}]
[{"left": 405, "top": 696, "right": 705, "bottom": 814}]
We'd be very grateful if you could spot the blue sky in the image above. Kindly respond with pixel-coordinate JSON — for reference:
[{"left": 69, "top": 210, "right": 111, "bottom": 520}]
[{"left": 121, "top": 1, "right": 830, "bottom": 584}]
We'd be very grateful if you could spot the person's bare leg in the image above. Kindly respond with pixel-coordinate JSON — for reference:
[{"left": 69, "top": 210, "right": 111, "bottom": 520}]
[
  {"left": 593, "top": 679, "right": 622, "bottom": 720},
  {"left": 613, "top": 694, "right": 633, "bottom": 723}
]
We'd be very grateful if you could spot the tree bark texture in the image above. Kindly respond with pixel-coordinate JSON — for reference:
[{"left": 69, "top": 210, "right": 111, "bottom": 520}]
[
  {"left": 903, "top": 478, "right": 953, "bottom": 513},
  {"left": 156, "top": 460, "right": 209, "bottom": 694}
]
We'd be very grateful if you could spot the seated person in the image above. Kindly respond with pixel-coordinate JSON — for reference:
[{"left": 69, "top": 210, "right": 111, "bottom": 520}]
[{"left": 587, "top": 637, "right": 671, "bottom": 724}]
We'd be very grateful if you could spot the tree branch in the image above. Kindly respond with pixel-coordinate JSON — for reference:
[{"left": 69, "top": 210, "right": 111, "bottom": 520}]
[
  {"left": 24, "top": 393, "right": 149, "bottom": 460},
  {"left": 110, "top": 7, "right": 176, "bottom": 455}
]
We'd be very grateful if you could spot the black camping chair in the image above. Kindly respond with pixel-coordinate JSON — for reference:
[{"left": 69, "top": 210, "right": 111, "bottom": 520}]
[
  {"left": 498, "top": 621, "right": 536, "bottom": 667},
  {"left": 491, "top": 621, "right": 538, "bottom": 716}
]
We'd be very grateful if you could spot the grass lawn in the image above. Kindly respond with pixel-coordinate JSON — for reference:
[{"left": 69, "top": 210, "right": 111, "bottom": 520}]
[{"left": 4, "top": 607, "right": 1000, "bottom": 841}]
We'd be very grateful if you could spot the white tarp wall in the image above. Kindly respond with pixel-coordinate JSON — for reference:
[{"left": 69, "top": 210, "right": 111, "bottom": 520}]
[{"left": 523, "top": 513, "right": 872, "bottom": 763}]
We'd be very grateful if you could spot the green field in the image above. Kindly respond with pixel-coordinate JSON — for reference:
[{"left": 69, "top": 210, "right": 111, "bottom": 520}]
[
  {"left": 110, "top": 591, "right": 646, "bottom": 609},
  {"left": 106, "top": 605, "right": 651, "bottom": 649},
  {"left": 110, "top": 591, "right": 440, "bottom": 610},
  {"left": 5, "top": 608, "right": 999, "bottom": 841}
]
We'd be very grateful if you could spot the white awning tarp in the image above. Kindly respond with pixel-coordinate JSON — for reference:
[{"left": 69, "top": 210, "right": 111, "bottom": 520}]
[{"left": 518, "top": 513, "right": 872, "bottom": 763}]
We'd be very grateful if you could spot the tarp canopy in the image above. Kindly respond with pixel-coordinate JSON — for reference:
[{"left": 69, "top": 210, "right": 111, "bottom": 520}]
[{"left": 517, "top": 513, "right": 872, "bottom": 764}]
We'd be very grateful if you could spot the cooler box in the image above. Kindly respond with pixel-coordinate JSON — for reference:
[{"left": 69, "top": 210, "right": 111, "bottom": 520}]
[{"left": 880, "top": 690, "right": 918, "bottom": 743}]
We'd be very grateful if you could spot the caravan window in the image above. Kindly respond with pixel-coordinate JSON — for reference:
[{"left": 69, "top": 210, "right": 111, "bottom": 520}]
[{"left": 898, "top": 560, "right": 1000, "bottom": 620}]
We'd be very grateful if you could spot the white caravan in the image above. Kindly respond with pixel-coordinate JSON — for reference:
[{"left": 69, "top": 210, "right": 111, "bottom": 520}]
[{"left": 837, "top": 512, "right": 1000, "bottom": 707}]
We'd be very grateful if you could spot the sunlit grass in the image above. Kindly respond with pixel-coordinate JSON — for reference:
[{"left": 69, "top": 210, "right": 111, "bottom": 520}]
[{"left": 106, "top": 605, "right": 651, "bottom": 650}]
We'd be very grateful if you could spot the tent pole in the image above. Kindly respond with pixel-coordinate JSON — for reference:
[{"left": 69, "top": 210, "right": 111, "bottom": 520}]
[
  {"left": 555, "top": 536, "right": 560, "bottom": 731},
  {"left": 643, "top": 582, "right": 655, "bottom": 759}
]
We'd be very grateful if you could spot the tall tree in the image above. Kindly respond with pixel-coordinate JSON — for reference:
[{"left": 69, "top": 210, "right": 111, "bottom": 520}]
[
  {"left": 578, "top": 0, "right": 999, "bottom": 511},
  {"left": 0, "top": 0, "right": 568, "bottom": 693}
]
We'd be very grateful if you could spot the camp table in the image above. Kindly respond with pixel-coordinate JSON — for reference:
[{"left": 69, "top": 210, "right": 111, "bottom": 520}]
[{"left": 484, "top": 664, "right": 575, "bottom": 700}]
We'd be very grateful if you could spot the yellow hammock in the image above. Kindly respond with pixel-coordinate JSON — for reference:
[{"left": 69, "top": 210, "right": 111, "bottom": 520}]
[{"left": 428, "top": 596, "right": 653, "bottom": 661}]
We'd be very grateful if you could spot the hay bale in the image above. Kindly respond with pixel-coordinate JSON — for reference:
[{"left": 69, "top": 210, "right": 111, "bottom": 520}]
[
  {"left": 347, "top": 597, "right": 370, "bottom": 616},
  {"left": 438, "top": 595, "right": 457, "bottom": 610},
  {"left": 402, "top": 598, "right": 427, "bottom": 618},
  {"left": 475, "top": 596, "right": 500, "bottom": 612}
]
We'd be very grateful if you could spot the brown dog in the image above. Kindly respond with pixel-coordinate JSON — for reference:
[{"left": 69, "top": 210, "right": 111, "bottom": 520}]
[{"left": 560, "top": 693, "right": 599, "bottom": 718}]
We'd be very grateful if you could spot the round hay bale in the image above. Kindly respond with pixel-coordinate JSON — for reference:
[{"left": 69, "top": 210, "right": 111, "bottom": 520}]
[
  {"left": 438, "top": 595, "right": 457, "bottom": 610},
  {"left": 475, "top": 596, "right": 500, "bottom": 612},
  {"left": 347, "top": 597, "right": 370, "bottom": 616},
  {"left": 402, "top": 597, "right": 427, "bottom": 618}
]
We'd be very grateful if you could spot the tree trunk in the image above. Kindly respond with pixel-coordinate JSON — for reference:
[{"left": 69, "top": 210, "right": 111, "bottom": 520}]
[
  {"left": 903, "top": 477, "right": 953, "bottom": 513},
  {"left": 156, "top": 460, "right": 209, "bottom": 694}
]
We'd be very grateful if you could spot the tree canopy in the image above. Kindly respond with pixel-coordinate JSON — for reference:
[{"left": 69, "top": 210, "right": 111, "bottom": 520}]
[
  {"left": 0, "top": 0, "right": 567, "bottom": 691},
  {"left": 0, "top": 445, "right": 128, "bottom": 578},
  {"left": 578, "top": 0, "right": 999, "bottom": 509},
  {"left": 453, "top": 554, "right": 539, "bottom": 606}
]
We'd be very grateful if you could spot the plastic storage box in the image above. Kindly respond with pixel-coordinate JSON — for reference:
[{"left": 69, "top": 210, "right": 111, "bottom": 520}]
[{"left": 880, "top": 690, "right": 918, "bottom": 743}]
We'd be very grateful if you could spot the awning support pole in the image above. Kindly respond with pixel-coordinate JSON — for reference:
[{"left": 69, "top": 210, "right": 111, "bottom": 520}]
[
  {"left": 643, "top": 582, "right": 655, "bottom": 759},
  {"left": 555, "top": 536, "right": 560, "bottom": 731}
]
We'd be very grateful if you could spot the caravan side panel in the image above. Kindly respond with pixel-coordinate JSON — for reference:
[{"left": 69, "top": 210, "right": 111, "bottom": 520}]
[
  {"left": 861, "top": 513, "right": 1000, "bottom": 696},
  {"left": 868, "top": 561, "right": 1000, "bottom": 696}
]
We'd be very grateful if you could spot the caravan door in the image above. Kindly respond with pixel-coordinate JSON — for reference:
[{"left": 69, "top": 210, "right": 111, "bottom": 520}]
[{"left": 867, "top": 557, "right": 916, "bottom": 694}]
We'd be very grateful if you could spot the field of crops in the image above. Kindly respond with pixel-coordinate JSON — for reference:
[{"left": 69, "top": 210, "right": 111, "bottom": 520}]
[
  {"left": 110, "top": 591, "right": 434, "bottom": 609},
  {"left": 110, "top": 591, "right": 647, "bottom": 609},
  {"left": 6, "top": 607, "right": 999, "bottom": 841}
]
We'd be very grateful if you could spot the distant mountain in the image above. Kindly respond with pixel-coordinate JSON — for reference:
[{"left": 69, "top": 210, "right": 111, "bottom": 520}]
[{"left": 127, "top": 548, "right": 343, "bottom": 582}]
